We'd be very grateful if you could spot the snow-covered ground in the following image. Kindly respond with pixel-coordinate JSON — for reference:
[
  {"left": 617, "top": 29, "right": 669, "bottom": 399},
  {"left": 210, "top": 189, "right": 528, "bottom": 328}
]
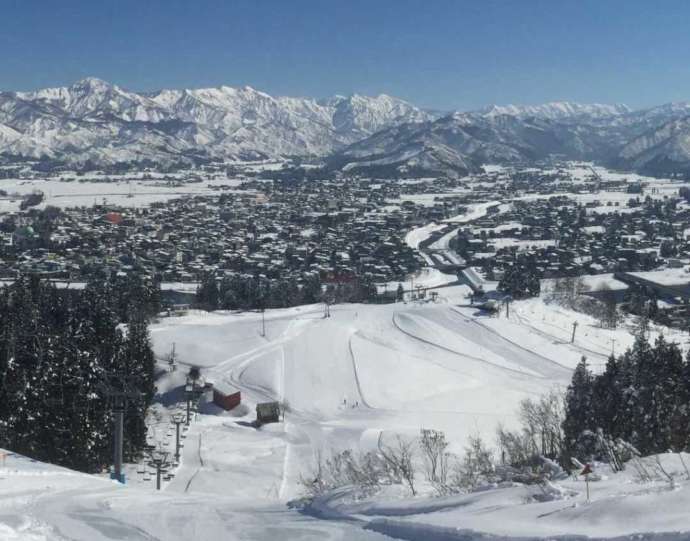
[
  {"left": 404, "top": 222, "right": 445, "bottom": 250},
  {"left": 315, "top": 452, "right": 690, "bottom": 539},
  {"left": 376, "top": 267, "right": 458, "bottom": 294},
  {"left": 5, "top": 160, "right": 690, "bottom": 538},
  {"left": 0, "top": 176, "right": 247, "bottom": 211},
  {"left": 3, "top": 289, "right": 690, "bottom": 539},
  {"left": 0, "top": 448, "right": 384, "bottom": 541},
  {"left": 443, "top": 200, "right": 501, "bottom": 224}
]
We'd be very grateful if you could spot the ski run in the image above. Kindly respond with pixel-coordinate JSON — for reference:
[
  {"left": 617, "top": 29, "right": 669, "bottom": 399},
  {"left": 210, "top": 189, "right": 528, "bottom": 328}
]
[{"left": 2, "top": 278, "right": 690, "bottom": 540}]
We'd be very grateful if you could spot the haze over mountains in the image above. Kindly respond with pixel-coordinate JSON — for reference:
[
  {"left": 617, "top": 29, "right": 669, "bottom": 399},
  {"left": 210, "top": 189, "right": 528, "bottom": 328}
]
[{"left": 2, "top": 77, "right": 690, "bottom": 177}]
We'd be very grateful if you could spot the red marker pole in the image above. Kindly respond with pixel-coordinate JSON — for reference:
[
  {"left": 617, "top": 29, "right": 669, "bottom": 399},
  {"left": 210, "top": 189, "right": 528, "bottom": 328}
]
[{"left": 580, "top": 463, "right": 593, "bottom": 502}]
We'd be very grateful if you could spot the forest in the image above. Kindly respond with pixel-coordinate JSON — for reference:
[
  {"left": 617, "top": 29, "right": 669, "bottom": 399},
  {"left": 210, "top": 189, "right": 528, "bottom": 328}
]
[
  {"left": 0, "top": 275, "right": 159, "bottom": 472},
  {"left": 563, "top": 334, "right": 690, "bottom": 461}
]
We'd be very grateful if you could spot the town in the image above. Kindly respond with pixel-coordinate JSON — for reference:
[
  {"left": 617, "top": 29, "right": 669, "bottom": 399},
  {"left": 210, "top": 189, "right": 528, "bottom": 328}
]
[{"left": 0, "top": 162, "right": 689, "bottom": 320}]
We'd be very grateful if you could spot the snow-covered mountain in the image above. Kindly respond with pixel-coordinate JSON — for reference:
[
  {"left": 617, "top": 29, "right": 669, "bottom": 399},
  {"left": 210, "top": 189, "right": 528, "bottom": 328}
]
[
  {"left": 616, "top": 115, "right": 690, "bottom": 175},
  {"left": 328, "top": 109, "right": 622, "bottom": 177},
  {"left": 475, "top": 101, "right": 631, "bottom": 121},
  {"left": 0, "top": 78, "right": 433, "bottom": 166},
  {"left": 330, "top": 100, "right": 690, "bottom": 177},
  {"left": 6, "top": 79, "right": 690, "bottom": 177}
]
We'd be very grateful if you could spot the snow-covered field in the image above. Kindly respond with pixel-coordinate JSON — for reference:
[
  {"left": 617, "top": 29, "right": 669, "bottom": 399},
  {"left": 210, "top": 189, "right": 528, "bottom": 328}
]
[
  {"left": 3, "top": 288, "right": 690, "bottom": 539},
  {"left": 444, "top": 200, "right": 501, "bottom": 224},
  {"left": 0, "top": 176, "right": 247, "bottom": 211}
]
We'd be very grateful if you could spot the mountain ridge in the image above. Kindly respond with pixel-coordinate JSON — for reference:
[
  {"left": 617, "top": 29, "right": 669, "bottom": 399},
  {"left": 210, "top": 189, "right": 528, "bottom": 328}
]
[
  {"left": 2, "top": 78, "right": 690, "bottom": 177},
  {"left": 0, "top": 78, "right": 434, "bottom": 166}
]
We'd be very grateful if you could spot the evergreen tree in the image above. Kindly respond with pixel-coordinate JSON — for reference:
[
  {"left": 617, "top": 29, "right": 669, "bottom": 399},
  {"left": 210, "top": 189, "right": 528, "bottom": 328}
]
[
  {"left": 562, "top": 357, "right": 594, "bottom": 460},
  {"left": 591, "top": 355, "right": 623, "bottom": 439},
  {"left": 196, "top": 274, "right": 219, "bottom": 310},
  {"left": 0, "top": 276, "right": 156, "bottom": 472}
]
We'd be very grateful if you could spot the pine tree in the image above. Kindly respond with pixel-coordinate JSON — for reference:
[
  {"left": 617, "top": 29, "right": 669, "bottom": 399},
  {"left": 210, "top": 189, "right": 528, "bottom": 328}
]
[
  {"left": 196, "top": 274, "right": 219, "bottom": 310},
  {"left": 0, "top": 276, "right": 156, "bottom": 472},
  {"left": 591, "top": 355, "right": 623, "bottom": 439},
  {"left": 562, "top": 357, "right": 594, "bottom": 461}
]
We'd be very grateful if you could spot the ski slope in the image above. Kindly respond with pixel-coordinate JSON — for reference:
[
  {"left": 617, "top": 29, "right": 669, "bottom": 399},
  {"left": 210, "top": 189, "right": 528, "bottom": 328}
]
[
  {"left": 146, "top": 288, "right": 580, "bottom": 505},
  {"left": 3, "top": 288, "right": 689, "bottom": 539},
  {"left": 0, "top": 449, "right": 385, "bottom": 541}
]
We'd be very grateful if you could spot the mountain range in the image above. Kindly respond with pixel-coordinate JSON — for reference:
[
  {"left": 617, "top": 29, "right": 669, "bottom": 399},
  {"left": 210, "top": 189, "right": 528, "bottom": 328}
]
[
  {"left": 3, "top": 77, "right": 690, "bottom": 177},
  {"left": 0, "top": 77, "right": 433, "bottom": 167}
]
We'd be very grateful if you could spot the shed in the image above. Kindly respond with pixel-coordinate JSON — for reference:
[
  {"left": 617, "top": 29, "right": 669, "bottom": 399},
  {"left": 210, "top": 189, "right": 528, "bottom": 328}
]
[
  {"left": 256, "top": 401, "right": 281, "bottom": 425},
  {"left": 212, "top": 381, "right": 241, "bottom": 411}
]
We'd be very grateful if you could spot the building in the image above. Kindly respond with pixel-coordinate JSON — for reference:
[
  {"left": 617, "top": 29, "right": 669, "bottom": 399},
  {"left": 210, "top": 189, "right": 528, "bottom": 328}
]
[
  {"left": 256, "top": 402, "right": 281, "bottom": 425},
  {"left": 616, "top": 269, "right": 690, "bottom": 301},
  {"left": 212, "top": 381, "right": 241, "bottom": 411}
]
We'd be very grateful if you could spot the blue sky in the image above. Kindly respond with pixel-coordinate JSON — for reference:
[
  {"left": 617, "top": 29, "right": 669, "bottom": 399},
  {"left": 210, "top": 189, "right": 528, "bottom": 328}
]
[{"left": 3, "top": 0, "right": 690, "bottom": 111}]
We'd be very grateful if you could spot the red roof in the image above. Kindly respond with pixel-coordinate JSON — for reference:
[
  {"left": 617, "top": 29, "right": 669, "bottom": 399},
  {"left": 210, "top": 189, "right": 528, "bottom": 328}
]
[{"left": 104, "top": 212, "right": 123, "bottom": 225}]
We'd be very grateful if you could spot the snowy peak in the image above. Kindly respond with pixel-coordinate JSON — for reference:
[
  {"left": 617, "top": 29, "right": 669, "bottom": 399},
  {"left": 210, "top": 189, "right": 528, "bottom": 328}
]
[
  {"left": 6, "top": 79, "right": 690, "bottom": 176},
  {"left": 476, "top": 101, "right": 632, "bottom": 121},
  {"left": 0, "top": 78, "right": 432, "bottom": 165},
  {"left": 327, "top": 93, "right": 432, "bottom": 137}
]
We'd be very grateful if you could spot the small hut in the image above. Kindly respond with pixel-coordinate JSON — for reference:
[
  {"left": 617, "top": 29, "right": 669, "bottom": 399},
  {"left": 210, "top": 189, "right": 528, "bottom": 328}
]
[
  {"left": 256, "top": 402, "right": 280, "bottom": 425},
  {"left": 212, "top": 381, "right": 241, "bottom": 411}
]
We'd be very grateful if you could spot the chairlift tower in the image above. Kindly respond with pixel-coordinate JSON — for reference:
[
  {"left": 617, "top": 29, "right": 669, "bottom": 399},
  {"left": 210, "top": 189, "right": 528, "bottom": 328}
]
[
  {"left": 184, "top": 380, "right": 204, "bottom": 426},
  {"left": 99, "top": 372, "right": 144, "bottom": 484},
  {"left": 147, "top": 448, "right": 170, "bottom": 490},
  {"left": 171, "top": 413, "right": 185, "bottom": 463}
]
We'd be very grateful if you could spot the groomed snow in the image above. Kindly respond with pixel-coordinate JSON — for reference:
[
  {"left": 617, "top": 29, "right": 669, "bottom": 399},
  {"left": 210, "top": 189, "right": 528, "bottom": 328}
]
[{"left": 2, "top": 288, "right": 690, "bottom": 539}]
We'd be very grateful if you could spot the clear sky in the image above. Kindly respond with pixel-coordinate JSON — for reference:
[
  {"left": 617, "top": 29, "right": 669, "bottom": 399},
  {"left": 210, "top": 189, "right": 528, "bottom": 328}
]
[{"left": 3, "top": 0, "right": 690, "bottom": 111}]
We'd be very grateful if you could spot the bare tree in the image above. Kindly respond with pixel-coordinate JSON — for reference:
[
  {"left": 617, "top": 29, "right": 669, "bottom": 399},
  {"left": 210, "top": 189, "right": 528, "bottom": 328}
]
[
  {"left": 596, "top": 284, "right": 619, "bottom": 329},
  {"left": 451, "top": 434, "right": 495, "bottom": 491},
  {"left": 300, "top": 449, "right": 327, "bottom": 495},
  {"left": 496, "top": 423, "right": 533, "bottom": 467},
  {"left": 518, "top": 390, "right": 563, "bottom": 458},
  {"left": 379, "top": 436, "right": 417, "bottom": 496},
  {"left": 420, "top": 428, "right": 451, "bottom": 494},
  {"left": 547, "top": 275, "right": 587, "bottom": 308},
  {"left": 300, "top": 448, "right": 390, "bottom": 496}
]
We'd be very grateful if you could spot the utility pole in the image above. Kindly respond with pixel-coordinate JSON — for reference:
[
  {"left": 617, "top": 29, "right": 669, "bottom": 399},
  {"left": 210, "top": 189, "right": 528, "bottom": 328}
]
[
  {"left": 571, "top": 321, "right": 578, "bottom": 343},
  {"left": 172, "top": 413, "right": 185, "bottom": 464},
  {"left": 260, "top": 307, "right": 266, "bottom": 337},
  {"left": 505, "top": 297, "right": 511, "bottom": 318}
]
